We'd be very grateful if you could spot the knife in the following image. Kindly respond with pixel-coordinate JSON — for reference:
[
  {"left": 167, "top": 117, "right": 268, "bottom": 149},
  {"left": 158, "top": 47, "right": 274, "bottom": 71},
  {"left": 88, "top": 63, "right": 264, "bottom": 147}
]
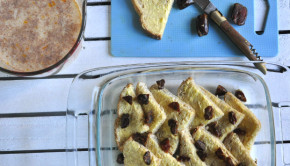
[{"left": 192, "top": 0, "right": 267, "bottom": 74}]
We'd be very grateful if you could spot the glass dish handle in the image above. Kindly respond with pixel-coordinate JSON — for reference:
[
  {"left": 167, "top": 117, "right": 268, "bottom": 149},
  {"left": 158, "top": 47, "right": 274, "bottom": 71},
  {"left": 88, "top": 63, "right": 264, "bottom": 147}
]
[{"left": 277, "top": 102, "right": 290, "bottom": 166}]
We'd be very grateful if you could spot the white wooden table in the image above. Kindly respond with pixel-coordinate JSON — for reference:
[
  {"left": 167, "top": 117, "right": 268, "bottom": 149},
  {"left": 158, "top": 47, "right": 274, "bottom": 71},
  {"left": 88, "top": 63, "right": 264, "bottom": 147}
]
[{"left": 0, "top": 0, "right": 290, "bottom": 165}]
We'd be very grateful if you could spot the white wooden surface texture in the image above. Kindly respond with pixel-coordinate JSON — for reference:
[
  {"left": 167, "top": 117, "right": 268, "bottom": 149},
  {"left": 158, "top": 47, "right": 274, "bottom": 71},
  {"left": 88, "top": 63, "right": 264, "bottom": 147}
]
[{"left": 0, "top": 0, "right": 289, "bottom": 166}]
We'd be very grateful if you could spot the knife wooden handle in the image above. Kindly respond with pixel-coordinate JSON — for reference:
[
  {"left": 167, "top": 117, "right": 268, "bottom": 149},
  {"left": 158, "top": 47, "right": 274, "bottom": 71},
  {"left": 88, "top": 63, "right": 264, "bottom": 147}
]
[
  {"left": 210, "top": 10, "right": 267, "bottom": 74},
  {"left": 210, "top": 10, "right": 260, "bottom": 61}
]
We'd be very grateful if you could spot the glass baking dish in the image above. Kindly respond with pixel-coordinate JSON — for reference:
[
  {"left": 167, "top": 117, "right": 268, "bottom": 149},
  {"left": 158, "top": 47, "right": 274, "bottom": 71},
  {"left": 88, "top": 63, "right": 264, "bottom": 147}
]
[{"left": 66, "top": 61, "right": 290, "bottom": 166}]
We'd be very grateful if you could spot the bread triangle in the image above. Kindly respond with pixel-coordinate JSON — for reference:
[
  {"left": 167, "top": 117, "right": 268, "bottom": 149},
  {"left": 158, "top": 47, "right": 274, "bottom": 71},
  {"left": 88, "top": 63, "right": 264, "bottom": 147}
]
[
  {"left": 224, "top": 92, "right": 261, "bottom": 150},
  {"left": 131, "top": 0, "right": 174, "bottom": 39}
]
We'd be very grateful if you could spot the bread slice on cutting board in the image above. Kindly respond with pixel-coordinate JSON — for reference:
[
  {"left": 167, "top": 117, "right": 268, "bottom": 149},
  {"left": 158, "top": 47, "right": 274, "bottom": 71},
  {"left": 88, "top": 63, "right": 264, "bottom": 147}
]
[{"left": 131, "top": 0, "right": 174, "bottom": 39}]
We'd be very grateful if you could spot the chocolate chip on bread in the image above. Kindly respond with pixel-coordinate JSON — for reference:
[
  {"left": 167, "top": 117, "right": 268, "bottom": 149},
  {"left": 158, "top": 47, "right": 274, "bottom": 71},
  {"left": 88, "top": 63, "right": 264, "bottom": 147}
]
[{"left": 145, "top": 134, "right": 184, "bottom": 166}]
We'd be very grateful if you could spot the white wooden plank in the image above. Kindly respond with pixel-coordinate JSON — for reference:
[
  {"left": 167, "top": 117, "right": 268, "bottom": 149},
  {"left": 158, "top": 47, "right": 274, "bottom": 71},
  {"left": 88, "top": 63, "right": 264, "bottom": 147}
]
[
  {"left": 278, "top": 0, "right": 290, "bottom": 30},
  {"left": 270, "top": 34, "right": 290, "bottom": 66},
  {"left": 0, "top": 116, "right": 88, "bottom": 150},
  {"left": 0, "top": 151, "right": 89, "bottom": 166},
  {"left": 276, "top": 144, "right": 286, "bottom": 166},
  {"left": 0, "top": 79, "right": 72, "bottom": 113},
  {"left": 85, "top": 6, "right": 110, "bottom": 38}
]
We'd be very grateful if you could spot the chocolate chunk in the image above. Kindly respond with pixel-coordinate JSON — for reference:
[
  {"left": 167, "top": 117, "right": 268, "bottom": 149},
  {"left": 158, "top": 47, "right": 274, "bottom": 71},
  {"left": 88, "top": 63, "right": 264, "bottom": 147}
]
[
  {"left": 143, "top": 151, "right": 151, "bottom": 165},
  {"left": 177, "top": 0, "right": 194, "bottom": 9},
  {"left": 215, "top": 85, "right": 227, "bottom": 96},
  {"left": 145, "top": 111, "right": 154, "bottom": 125},
  {"left": 168, "top": 102, "right": 180, "bottom": 112},
  {"left": 196, "top": 14, "right": 209, "bottom": 37},
  {"left": 190, "top": 128, "right": 198, "bottom": 135},
  {"left": 194, "top": 140, "right": 206, "bottom": 151},
  {"left": 225, "top": 157, "right": 235, "bottom": 166},
  {"left": 122, "top": 96, "right": 133, "bottom": 105},
  {"left": 156, "top": 79, "right": 165, "bottom": 89},
  {"left": 168, "top": 119, "right": 178, "bottom": 135},
  {"left": 228, "top": 111, "right": 237, "bottom": 125},
  {"left": 137, "top": 94, "right": 150, "bottom": 105},
  {"left": 116, "top": 153, "right": 124, "bottom": 164},
  {"left": 196, "top": 150, "right": 207, "bottom": 161},
  {"left": 215, "top": 148, "right": 226, "bottom": 160},
  {"left": 120, "top": 114, "right": 130, "bottom": 128},
  {"left": 132, "top": 133, "right": 148, "bottom": 146},
  {"left": 238, "top": 163, "right": 246, "bottom": 166},
  {"left": 235, "top": 90, "right": 247, "bottom": 102},
  {"left": 231, "top": 3, "right": 248, "bottom": 26},
  {"left": 177, "top": 156, "right": 191, "bottom": 162},
  {"left": 160, "top": 138, "right": 171, "bottom": 153},
  {"left": 206, "top": 122, "right": 222, "bottom": 137},
  {"left": 233, "top": 128, "right": 246, "bottom": 136},
  {"left": 204, "top": 106, "right": 213, "bottom": 120}
]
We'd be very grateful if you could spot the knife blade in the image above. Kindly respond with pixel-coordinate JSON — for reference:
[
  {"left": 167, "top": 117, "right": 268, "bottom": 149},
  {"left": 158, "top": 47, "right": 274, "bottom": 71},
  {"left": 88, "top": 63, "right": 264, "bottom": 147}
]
[{"left": 193, "top": 0, "right": 267, "bottom": 74}]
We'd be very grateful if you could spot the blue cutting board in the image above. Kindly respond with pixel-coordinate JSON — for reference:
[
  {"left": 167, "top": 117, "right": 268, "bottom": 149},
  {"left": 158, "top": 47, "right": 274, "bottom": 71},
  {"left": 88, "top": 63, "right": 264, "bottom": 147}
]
[{"left": 111, "top": 0, "right": 278, "bottom": 57}]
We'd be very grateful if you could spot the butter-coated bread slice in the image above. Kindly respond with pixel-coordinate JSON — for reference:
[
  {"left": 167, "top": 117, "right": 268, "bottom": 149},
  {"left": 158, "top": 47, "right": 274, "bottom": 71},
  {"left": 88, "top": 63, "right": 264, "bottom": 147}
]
[
  {"left": 145, "top": 134, "right": 184, "bottom": 166},
  {"left": 223, "top": 133, "right": 257, "bottom": 166},
  {"left": 192, "top": 127, "right": 239, "bottom": 166},
  {"left": 136, "top": 82, "right": 167, "bottom": 133},
  {"left": 115, "top": 84, "right": 149, "bottom": 151},
  {"left": 150, "top": 84, "right": 195, "bottom": 154},
  {"left": 178, "top": 77, "right": 224, "bottom": 128},
  {"left": 224, "top": 92, "right": 261, "bottom": 150},
  {"left": 150, "top": 84, "right": 195, "bottom": 131},
  {"left": 200, "top": 86, "right": 245, "bottom": 140},
  {"left": 123, "top": 137, "right": 161, "bottom": 166},
  {"left": 131, "top": 0, "right": 174, "bottom": 39},
  {"left": 179, "top": 130, "right": 207, "bottom": 166}
]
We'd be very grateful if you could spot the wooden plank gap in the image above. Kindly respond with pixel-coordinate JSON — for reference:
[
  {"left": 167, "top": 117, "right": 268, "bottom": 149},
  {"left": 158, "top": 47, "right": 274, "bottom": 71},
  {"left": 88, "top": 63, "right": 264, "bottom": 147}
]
[
  {"left": 279, "top": 30, "right": 290, "bottom": 34},
  {"left": 87, "top": 2, "right": 111, "bottom": 6},
  {"left": 84, "top": 37, "right": 111, "bottom": 41}
]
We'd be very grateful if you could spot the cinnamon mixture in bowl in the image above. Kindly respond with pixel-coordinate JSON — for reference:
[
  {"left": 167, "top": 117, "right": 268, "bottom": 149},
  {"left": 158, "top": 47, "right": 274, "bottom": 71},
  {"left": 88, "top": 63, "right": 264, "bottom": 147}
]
[{"left": 0, "top": 0, "right": 82, "bottom": 74}]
